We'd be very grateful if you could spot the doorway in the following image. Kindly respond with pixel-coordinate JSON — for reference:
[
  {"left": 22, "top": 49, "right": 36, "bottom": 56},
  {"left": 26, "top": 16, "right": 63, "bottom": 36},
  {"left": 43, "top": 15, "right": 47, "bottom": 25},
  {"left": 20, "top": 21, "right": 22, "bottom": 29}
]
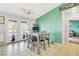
[
  {"left": 19, "top": 21, "right": 27, "bottom": 40},
  {"left": 8, "top": 20, "right": 17, "bottom": 42},
  {"left": 69, "top": 20, "right": 79, "bottom": 43},
  {"left": 62, "top": 5, "right": 79, "bottom": 44}
]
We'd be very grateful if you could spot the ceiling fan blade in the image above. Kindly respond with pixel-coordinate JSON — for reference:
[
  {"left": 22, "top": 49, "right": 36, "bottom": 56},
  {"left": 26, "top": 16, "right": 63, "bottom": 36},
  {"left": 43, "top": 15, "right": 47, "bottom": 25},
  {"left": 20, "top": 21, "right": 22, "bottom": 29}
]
[{"left": 21, "top": 8, "right": 34, "bottom": 15}]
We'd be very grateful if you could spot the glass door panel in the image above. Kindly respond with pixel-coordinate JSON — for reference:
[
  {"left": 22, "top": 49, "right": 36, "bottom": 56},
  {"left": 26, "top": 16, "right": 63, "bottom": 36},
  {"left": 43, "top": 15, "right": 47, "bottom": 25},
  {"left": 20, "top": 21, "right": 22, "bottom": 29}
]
[
  {"left": 8, "top": 21, "right": 17, "bottom": 42},
  {"left": 20, "top": 22, "right": 27, "bottom": 40}
]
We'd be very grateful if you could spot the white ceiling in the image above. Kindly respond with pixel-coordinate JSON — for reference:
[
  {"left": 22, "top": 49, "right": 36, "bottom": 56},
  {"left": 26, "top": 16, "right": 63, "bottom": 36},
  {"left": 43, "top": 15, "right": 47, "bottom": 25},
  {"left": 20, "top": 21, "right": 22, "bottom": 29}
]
[{"left": 0, "top": 3, "right": 62, "bottom": 19}]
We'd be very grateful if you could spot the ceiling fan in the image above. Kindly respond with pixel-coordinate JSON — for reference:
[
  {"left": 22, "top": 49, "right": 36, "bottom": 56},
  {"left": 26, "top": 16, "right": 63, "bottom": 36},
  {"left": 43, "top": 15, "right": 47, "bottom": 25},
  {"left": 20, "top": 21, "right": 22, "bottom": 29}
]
[{"left": 21, "top": 7, "right": 34, "bottom": 15}]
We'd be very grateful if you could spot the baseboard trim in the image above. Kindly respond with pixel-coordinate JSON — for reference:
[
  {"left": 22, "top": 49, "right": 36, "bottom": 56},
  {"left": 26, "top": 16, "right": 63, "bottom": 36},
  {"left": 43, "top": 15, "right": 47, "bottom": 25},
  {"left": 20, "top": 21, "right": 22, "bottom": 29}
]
[
  {"left": 54, "top": 42, "right": 62, "bottom": 46},
  {"left": 0, "top": 41, "right": 5, "bottom": 46},
  {"left": 0, "top": 40, "right": 25, "bottom": 46}
]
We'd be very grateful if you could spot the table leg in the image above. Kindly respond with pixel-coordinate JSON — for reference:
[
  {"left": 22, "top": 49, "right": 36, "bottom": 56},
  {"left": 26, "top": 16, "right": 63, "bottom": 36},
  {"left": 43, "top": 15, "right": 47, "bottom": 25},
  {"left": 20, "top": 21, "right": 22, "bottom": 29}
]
[
  {"left": 37, "top": 35, "right": 41, "bottom": 55},
  {"left": 43, "top": 40, "right": 46, "bottom": 50},
  {"left": 48, "top": 38, "right": 50, "bottom": 47},
  {"left": 27, "top": 39, "right": 29, "bottom": 48}
]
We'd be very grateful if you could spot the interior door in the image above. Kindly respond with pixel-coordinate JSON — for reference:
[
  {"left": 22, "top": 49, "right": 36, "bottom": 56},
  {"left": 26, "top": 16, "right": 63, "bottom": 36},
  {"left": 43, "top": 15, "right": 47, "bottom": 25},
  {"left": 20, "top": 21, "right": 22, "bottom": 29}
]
[
  {"left": 8, "top": 20, "right": 17, "bottom": 42},
  {"left": 20, "top": 21, "right": 27, "bottom": 40}
]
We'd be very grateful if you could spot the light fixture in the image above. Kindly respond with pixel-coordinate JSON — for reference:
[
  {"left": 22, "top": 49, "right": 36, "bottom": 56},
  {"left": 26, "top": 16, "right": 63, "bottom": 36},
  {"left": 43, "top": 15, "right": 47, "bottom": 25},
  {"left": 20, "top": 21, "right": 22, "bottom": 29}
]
[
  {"left": 22, "top": 7, "right": 33, "bottom": 15},
  {"left": 71, "top": 7, "right": 77, "bottom": 13}
]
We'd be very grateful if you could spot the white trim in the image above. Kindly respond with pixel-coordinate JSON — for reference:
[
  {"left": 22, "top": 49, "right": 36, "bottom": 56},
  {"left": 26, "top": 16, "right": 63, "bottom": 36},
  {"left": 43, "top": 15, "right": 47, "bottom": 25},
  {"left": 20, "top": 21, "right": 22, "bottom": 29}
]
[{"left": 54, "top": 42, "right": 62, "bottom": 46}]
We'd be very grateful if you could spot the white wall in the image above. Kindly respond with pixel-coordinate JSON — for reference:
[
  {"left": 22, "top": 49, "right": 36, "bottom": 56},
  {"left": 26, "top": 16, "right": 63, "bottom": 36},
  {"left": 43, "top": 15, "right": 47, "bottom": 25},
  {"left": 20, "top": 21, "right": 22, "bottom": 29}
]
[{"left": 0, "top": 11, "right": 35, "bottom": 44}]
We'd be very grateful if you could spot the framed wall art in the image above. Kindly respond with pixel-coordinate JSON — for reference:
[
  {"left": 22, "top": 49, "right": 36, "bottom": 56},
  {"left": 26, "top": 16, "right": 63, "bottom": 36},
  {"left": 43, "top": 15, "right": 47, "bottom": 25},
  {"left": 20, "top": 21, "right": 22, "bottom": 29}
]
[{"left": 0, "top": 16, "right": 5, "bottom": 24}]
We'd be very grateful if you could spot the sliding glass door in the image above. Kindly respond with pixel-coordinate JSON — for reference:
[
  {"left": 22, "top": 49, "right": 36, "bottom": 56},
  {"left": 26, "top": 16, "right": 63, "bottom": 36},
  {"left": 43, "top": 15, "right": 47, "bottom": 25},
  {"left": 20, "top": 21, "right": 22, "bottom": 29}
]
[
  {"left": 8, "top": 20, "right": 17, "bottom": 42},
  {"left": 19, "top": 21, "right": 27, "bottom": 40}
]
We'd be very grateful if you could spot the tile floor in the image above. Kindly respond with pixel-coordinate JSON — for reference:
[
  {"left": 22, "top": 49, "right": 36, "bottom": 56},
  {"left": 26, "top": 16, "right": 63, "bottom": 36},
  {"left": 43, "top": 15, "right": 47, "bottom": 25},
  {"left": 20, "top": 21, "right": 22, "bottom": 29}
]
[{"left": 0, "top": 41, "right": 38, "bottom": 56}]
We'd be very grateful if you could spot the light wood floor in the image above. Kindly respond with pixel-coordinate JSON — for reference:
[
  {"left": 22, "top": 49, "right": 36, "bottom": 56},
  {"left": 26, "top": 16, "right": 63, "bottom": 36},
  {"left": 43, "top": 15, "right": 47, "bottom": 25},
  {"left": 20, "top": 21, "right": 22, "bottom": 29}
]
[
  {"left": 40, "top": 41, "right": 79, "bottom": 56},
  {"left": 0, "top": 41, "right": 79, "bottom": 56}
]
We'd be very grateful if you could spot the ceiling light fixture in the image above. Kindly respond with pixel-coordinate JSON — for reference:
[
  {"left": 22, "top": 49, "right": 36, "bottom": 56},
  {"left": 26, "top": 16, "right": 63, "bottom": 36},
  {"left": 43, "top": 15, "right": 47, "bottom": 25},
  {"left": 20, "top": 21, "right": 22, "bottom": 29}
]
[{"left": 22, "top": 7, "right": 33, "bottom": 15}]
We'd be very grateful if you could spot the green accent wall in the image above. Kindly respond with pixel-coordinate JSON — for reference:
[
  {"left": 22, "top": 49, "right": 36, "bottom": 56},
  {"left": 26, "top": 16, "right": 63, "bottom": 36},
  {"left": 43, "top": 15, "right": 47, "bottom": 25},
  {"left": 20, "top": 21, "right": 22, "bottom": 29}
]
[{"left": 36, "top": 4, "right": 66, "bottom": 44}]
